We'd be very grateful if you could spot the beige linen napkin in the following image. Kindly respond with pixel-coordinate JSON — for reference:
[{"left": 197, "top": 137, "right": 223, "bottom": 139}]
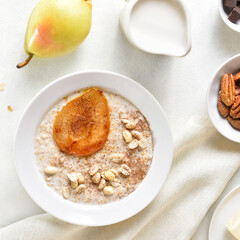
[{"left": 0, "top": 117, "right": 239, "bottom": 240}]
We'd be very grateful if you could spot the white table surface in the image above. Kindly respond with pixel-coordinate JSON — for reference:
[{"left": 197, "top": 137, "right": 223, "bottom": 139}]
[{"left": 1, "top": 0, "right": 240, "bottom": 238}]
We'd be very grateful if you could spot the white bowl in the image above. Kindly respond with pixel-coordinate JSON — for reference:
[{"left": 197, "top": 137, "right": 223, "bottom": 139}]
[
  {"left": 15, "top": 71, "right": 173, "bottom": 226},
  {"left": 219, "top": 0, "right": 240, "bottom": 33},
  {"left": 207, "top": 54, "right": 240, "bottom": 143}
]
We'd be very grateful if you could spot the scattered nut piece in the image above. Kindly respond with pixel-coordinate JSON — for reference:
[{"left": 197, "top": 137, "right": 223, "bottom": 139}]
[
  {"left": 146, "top": 154, "right": 153, "bottom": 160},
  {"left": 7, "top": 105, "right": 13, "bottom": 112},
  {"left": 120, "top": 113, "right": 128, "bottom": 120},
  {"left": 128, "top": 139, "right": 139, "bottom": 149},
  {"left": 110, "top": 179, "right": 120, "bottom": 187},
  {"left": 76, "top": 173, "right": 85, "bottom": 184},
  {"left": 109, "top": 169, "right": 118, "bottom": 177},
  {"left": 67, "top": 172, "right": 77, "bottom": 182},
  {"left": 62, "top": 187, "right": 70, "bottom": 199},
  {"left": 119, "top": 164, "right": 131, "bottom": 176},
  {"left": 101, "top": 171, "right": 106, "bottom": 179},
  {"left": 44, "top": 166, "right": 58, "bottom": 175},
  {"left": 110, "top": 182, "right": 120, "bottom": 187},
  {"left": 105, "top": 171, "right": 115, "bottom": 181},
  {"left": 131, "top": 130, "right": 142, "bottom": 140},
  {"left": 123, "top": 130, "right": 132, "bottom": 143},
  {"left": 92, "top": 172, "right": 101, "bottom": 184},
  {"left": 49, "top": 159, "right": 57, "bottom": 167},
  {"left": 89, "top": 165, "right": 99, "bottom": 176},
  {"left": 67, "top": 173, "right": 78, "bottom": 189},
  {"left": 71, "top": 181, "right": 78, "bottom": 189},
  {"left": 45, "top": 177, "right": 52, "bottom": 181},
  {"left": 110, "top": 153, "right": 124, "bottom": 163},
  {"left": 121, "top": 118, "right": 130, "bottom": 124},
  {"left": 138, "top": 139, "right": 147, "bottom": 149},
  {"left": 103, "top": 186, "right": 115, "bottom": 195},
  {"left": 218, "top": 92, "right": 229, "bottom": 118},
  {"left": 126, "top": 122, "right": 137, "bottom": 130},
  {"left": 40, "top": 134, "right": 48, "bottom": 139},
  {"left": 98, "top": 179, "right": 106, "bottom": 190},
  {"left": 74, "top": 184, "right": 86, "bottom": 194},
  {"left": 0, "top": 82, "right": 5, "bottom": 91}
]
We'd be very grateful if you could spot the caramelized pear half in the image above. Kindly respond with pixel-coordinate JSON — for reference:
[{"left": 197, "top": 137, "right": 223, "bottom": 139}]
[{"left": 53, "top": 88, "right": 110, "bottom": 156}]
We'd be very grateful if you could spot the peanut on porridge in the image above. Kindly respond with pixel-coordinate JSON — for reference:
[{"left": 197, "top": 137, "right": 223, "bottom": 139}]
[{"left": 35, "top": 88, "right": 153, "bottom": 204}]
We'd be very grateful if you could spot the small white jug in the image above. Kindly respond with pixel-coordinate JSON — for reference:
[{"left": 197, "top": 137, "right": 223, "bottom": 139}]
[{"left": 120, "top": 0, "right": 192, "bottom": 57}]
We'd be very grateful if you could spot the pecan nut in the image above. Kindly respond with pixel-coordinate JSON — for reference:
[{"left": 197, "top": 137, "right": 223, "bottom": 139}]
[
  {"left": 217, "top": 92, "right": 229, "bottom": 118},
  {"left": 230, "top": 95, "right": 240, "bottom": 119},
  {"left": 236, "top": 85, "right": 240, "bottom": 96},
  {"left": 221, "top": 73, "right": 235, "bottom": 106},
  {"left": 234, "top": 72, "right": 240, "bottom": 81},
  {"left": 227, "top": 116, "right": 240, "bottom": 130}
]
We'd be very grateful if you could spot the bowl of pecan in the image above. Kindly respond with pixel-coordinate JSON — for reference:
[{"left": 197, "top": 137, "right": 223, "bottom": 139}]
[{"left": 208, "top": 54, "right": 240, "bottom": 143}]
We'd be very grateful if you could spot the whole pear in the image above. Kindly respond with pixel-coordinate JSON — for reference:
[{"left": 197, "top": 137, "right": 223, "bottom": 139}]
[{"left": 17, "top": 0, "right": 92, "bottom": 68}]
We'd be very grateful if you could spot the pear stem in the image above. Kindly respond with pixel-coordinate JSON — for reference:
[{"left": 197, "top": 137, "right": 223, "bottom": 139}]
[{"left": 16, "top": 54, "right": 33, "bottom": 69}]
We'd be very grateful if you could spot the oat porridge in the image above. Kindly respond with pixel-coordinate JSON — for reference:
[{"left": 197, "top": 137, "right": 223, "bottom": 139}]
[{"left": 35, "top": 88, "right": 153, "bottom": 204}]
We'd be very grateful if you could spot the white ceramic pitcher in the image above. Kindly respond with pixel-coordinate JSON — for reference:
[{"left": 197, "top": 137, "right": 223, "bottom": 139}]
[{"left": 120, "top": 0, "right": 192, "bottom": 57}]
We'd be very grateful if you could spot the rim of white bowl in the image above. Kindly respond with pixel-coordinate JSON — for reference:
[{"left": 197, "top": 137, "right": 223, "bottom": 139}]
[{"left": 15, "top": 70, "right": 173, "bottom": 226}]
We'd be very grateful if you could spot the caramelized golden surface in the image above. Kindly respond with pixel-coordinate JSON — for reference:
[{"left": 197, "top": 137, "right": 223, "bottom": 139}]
[{"left": 53, "top": 88, "right": 110, "bottom": 156}]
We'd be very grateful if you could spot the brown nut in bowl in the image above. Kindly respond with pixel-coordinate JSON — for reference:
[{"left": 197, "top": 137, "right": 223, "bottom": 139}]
[{"left": 218, "top": 71, "right": 240, "bottom": 130}]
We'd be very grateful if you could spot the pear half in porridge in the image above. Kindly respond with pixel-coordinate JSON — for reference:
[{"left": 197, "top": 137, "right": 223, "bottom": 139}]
[
  {"left": 35, "top": 88, "right": 153, "bottom": 204},
  {"left": 53, "top": 88, "right": 110, "bottom": 156}
]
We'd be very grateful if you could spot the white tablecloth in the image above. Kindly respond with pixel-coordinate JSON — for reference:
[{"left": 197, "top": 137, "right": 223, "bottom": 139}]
[{"left": 0, "top": 0, "right": 240, "bottom": 239}]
